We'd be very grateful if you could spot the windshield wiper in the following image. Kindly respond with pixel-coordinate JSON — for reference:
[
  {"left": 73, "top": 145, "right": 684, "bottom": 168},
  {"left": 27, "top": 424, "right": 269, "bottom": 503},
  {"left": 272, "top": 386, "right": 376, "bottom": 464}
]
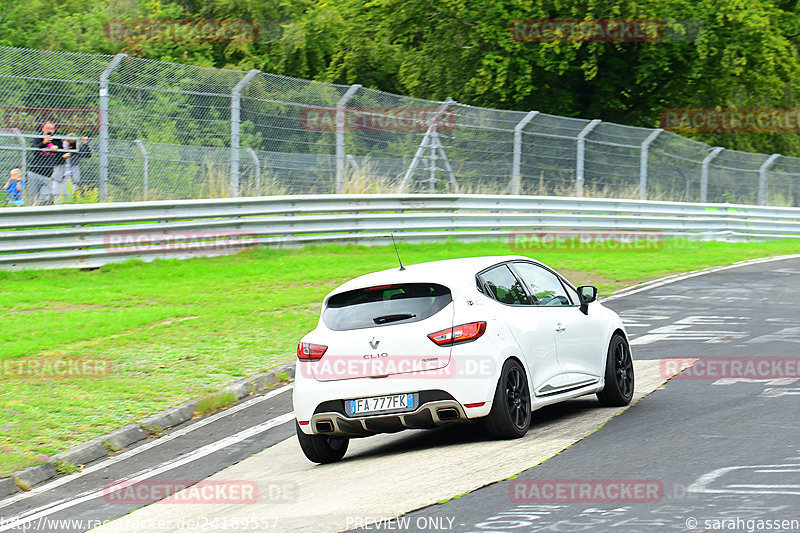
[{"left": 373, "top": 313, "right": 416, "bottom": 324}]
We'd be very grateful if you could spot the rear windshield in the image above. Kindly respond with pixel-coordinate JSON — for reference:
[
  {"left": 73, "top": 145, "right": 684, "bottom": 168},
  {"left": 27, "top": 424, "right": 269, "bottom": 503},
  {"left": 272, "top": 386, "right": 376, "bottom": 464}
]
[{"left": 323, "top": 283, "right": 452, "bottom": 331}]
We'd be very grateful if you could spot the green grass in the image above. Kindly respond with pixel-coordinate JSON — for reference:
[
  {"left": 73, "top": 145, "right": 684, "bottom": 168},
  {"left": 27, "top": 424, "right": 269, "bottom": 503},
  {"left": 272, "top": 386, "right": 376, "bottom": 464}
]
[
  {"left": 1, "top": 238, "right": 799, "bottom": 477},
  {"left": 195, "top": 391, "right": 237, "bottom": 417},
  {"left": 53, "top": 460, "right": 79, "bottom": 475}
]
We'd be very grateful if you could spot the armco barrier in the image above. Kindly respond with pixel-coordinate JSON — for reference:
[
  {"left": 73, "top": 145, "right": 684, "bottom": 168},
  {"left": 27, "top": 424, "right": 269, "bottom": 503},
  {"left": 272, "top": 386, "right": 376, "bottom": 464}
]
[{"left": 1, "top": 194, "right": 799, "bottom": 270}]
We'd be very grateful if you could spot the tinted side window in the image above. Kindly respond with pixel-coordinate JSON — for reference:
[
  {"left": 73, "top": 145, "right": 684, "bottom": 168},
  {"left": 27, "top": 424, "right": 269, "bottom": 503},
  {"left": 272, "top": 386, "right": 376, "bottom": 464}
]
[
  {"left": 480, "top": 265, "right": 530, "bottom": 305},
  {"left": 513, "top": 262, "right": 571, "bottom": 306},
  {"left": 323, "top": 283, "right": 452, "bottom": 331}
]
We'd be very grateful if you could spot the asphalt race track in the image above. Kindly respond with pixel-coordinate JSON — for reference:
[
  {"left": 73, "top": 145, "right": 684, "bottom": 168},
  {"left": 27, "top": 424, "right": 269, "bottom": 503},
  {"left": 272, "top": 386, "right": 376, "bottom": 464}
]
[
  {"left": 1, "top": 256, "right": 799, "bottom": 532},
  {"left": 407, "top": 257, "right": 800, "bottom": 532}
]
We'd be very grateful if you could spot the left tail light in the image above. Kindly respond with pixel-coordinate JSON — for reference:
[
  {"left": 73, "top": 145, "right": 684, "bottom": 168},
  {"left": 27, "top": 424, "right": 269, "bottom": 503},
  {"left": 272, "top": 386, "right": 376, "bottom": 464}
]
[
  {"left": 297, "top": 342, "right": 327, "bottom": 361},
  {"left": 428, "top": 321, "right": 487, "bottom": 346}
]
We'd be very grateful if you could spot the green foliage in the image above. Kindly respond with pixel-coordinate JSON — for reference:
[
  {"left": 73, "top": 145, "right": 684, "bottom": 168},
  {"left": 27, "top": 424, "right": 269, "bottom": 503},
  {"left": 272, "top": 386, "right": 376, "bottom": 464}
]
[
  {"left": 3, "top": 0, "right": 800, "bottom": 155},
  {"left": 195, "top": 390, "right": 237, "bottom": 416},
  {"left": 59, "top": 182, "right": 102, "bottom": 204}
]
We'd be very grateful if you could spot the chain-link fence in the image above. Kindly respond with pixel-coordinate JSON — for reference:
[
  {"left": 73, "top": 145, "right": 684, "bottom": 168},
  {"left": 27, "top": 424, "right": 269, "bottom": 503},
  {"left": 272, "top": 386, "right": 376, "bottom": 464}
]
[{"left": 2, "top": 45, "right": 800, "bottom": 206}]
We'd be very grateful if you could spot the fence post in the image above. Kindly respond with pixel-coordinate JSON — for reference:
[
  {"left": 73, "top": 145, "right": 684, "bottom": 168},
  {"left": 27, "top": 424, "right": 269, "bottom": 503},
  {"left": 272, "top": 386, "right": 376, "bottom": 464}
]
[
  {"left": 700, "top": 147, "right": 724, "bottom": 202},
  {"left": 98, "top": 53, "right": 126, "bottom": 202},
  {"left": 133, "top": 140, "right": 148, "bottom": 201},
  {"left": 758, "top": 154, "right": 780, "bottom": 206},
  {"left": 335, "top": 84, "right": 361, "bottom": 194},
  {"left": 639, "top": 128, "right": 663, "bottom": 200},
  {"left": 247, "top": 148, "right": 261, "bottom": 196},
  {"left": 230, "top": 69, "right": 260, "bottom": 198},
  {"left": 576, "top": 119, "right": 601, "bottom": 197},
  {"left": 512, "top": 111, "right": 539, "bottom": 195},
  {"left": 13, "top": 131, "right": 31, "bottom": 205},
  {"left": 14, "top": 131, "right": 26, "bottom": 177}
]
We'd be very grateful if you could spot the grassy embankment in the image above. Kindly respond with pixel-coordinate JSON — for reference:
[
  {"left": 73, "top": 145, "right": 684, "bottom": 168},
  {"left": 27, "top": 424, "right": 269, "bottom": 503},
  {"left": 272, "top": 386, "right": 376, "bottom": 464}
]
[{"left": 1, "top": 238, "right": 798, "bottom": 476}]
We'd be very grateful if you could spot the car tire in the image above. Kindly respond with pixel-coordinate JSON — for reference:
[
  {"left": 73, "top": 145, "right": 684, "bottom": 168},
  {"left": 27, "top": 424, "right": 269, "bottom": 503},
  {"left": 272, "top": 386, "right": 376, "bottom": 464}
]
[
  {"left": 484, "top": 358, "right": 531, "bottom": 439},
  {"left": 296, "top": 421, "right": 349, "bottom": 464},
  {"left": 597, "top": 334, "right": 635, "bottom": 407}
]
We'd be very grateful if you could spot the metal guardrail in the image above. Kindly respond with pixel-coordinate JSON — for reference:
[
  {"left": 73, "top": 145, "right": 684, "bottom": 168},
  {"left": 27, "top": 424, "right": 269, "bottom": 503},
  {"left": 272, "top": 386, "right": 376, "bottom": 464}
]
[{"left": 1, "top": 194, "right": 799, "bottom": 270}]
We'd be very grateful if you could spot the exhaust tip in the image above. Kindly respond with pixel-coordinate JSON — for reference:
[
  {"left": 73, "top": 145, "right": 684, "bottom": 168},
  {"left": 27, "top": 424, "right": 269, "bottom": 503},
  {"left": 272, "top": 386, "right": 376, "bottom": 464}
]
[
  {"left": 315, "top": 420, "right": 334, "bottom": 433},
  {"left": 437, "top": 408, "right": 459, "bottom": 421}
]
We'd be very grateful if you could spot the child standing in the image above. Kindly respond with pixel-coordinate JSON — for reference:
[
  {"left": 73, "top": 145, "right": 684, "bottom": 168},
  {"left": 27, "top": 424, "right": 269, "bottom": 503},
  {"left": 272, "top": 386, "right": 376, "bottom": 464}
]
[{"left": 3, "top": 168, "right": 25, "bottom": 206}]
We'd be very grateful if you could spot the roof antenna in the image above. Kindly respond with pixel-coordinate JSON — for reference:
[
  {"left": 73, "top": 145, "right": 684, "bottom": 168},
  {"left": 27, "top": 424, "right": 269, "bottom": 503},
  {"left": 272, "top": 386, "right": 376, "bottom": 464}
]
[{"left": 390, "top": 233, "right": 405, "bottom": 271}]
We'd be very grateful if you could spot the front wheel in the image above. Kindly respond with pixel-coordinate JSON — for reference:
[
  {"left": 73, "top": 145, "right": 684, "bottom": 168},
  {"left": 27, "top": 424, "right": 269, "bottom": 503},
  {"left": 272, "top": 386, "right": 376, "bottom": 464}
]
[
  {"left": 597, "top": 334, "right": 635, "bottom": 406},
  {"left": 484, "top": 359, "right": 531, "bottom": 439},
  {"left": 296, "top": 421, "right": 349, "bottom": 464}
]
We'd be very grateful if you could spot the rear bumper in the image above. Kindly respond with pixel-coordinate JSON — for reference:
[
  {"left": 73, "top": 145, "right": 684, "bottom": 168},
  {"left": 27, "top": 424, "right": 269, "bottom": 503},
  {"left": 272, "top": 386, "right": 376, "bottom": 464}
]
[
  {"left": 310, "top": 396, "right": 466, "bottom": 437},
  {"left": 293, "top": 369, "right": 496, "bottom": 436}
]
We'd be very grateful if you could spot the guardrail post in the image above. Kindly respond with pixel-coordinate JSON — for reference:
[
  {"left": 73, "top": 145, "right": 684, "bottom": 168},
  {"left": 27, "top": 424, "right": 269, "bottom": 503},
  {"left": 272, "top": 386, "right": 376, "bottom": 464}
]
[
  {"left": 576, "top": 119, "right": 601, "bottom": 197},
  {"left": 758, "top": 154, "right": 780, "bottom": 206},
  {"left": 512, "top": 111, "right": 539, "bottom": 195},
  {"left": 99, "top": 53, "right": 126, "bottom": 202},
  {"left": 230, "top": 69, "right": 260, "bottom": 198},
  {"left": 701, "top": 147, "right": 724, "bottom": 202},
  {"left": 639, "top": 128, "right": 662, "bottom": 200},
  {"left": 133, "top": 140, "right": 148, "bottom": 201},
  {"left": 247, "top": 148, "right": 261, "bottom": 196},
  {"left": 336, "top": 84, "right": 361, "bottom": 194}
]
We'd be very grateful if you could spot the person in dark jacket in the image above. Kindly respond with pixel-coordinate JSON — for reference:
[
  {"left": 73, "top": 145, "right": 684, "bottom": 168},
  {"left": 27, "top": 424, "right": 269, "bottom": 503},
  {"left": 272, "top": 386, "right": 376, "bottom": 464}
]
[
  {"left": 28, "top": 122, "right": 62, "bottom": 205},
  {"left": 52, "top": 133, "right": 92, "bottom": 202}
]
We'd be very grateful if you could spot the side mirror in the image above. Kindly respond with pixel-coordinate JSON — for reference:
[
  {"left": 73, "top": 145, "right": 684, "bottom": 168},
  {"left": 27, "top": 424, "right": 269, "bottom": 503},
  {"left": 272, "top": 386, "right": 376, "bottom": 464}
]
[{"left": 577, "top": 285, "right": 597, "bottom": 315}]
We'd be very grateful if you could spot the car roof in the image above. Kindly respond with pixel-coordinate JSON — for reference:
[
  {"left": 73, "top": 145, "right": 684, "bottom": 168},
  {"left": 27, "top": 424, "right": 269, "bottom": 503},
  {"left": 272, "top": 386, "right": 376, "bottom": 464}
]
[{"left": 326, "top": 255, "right": 543, "bottom": 299}]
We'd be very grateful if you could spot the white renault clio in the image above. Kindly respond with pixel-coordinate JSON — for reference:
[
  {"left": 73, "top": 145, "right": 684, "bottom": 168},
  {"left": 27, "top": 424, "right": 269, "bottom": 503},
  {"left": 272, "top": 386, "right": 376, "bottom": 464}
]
[{"left": 293, "top": 256, "right": 633, "bottom": 463}]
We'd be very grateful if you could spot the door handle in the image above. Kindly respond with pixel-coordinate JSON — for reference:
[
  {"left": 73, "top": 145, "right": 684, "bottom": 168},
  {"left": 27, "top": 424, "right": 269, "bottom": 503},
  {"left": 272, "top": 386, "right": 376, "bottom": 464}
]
[{"left": 555, "top": 323, "right": 566, "bottom": 332}]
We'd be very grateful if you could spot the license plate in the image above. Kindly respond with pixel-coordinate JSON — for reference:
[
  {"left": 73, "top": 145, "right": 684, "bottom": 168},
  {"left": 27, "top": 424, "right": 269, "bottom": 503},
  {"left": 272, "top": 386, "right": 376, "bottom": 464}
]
[{"left": 347, "top": 393, "right": 416, "bottom": 416}]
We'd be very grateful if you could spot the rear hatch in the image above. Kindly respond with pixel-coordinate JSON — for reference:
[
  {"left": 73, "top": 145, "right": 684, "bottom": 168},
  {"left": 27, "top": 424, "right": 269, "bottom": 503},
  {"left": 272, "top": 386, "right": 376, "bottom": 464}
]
[{"left": 311, "top": 283, "right": 454, "bottom": 381}]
